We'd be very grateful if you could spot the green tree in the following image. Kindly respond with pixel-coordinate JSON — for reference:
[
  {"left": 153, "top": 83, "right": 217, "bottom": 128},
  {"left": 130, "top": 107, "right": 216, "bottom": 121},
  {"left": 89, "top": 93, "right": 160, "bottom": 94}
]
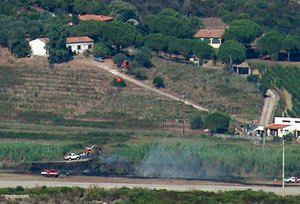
[
  {"left": 144, "top": 34, "right": 168, "bottom": 55},
  {"left": 257, "top": 31, "right": 284, "bottom": 57},
  {"left": 46, "top": 26, "right": 72, "bottom": 64},
  {"left": 190, "top": 114, "right": 204, "bottom": 130},
  {"left": 224, "top": 19, "right": 262, "bottom": 45},
  {"left": 204, "top": 112, "right": 231, "bottom": 133},
  {"left": 113, "top": 53, "right": 127, "bottom": 67},
  {"left": 146, "top": 8, "right": 200, "bottom": 38},
  {"left": 153, "top": 76, "right": 165, "bottom": 88},
  {"left": 108, "top": 0, "right": 139, "bottom": 21},
  {"left": 93, "top": 42, "right": 111, "bottom": 58},
  {"left": 218, "top": 40, "right": 246, "bottom": 64},
  {"left": 74, "top": 0, "right": 106, "bottom": 14},
  {"left": 282, "top": 35, "right": 300, "bottom": 61},
  {"left": 134, "top": 50, "right": 152, "bottom": 68},
  {"left": 11, "top": 40, "right": 31, "bottom": 58}
]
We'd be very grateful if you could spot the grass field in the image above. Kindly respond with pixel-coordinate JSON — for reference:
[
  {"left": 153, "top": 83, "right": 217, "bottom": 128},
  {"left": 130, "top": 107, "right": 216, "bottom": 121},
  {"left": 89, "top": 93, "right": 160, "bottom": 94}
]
[
  {"left": 149, "top": 58, "right": 263, "bottom": 122},
  {"left": 0, "top": 121, "right": 299, "bottom": 180},
  {"left": 107, "top": 137, "right": 300, "bottom": 179},
  {"left": 1, "top": 186, "right": 299, "bottom": 203},
  {"left": 0, "top": 65, "right": 189, "bottom": 130}
]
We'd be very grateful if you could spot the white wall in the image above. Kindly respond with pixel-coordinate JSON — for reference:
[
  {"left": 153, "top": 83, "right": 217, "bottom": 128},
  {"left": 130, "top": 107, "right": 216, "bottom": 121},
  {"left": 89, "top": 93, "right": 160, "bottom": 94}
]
[
  {"left": 66, "top": 42, "right": 94, "bottom": 54},
  {"left": 201, "top": 38, "right": 222, "bottom": 49},
  {"left": 274, "top": 117, "right": 300, "bottom": 125},
  {"left": 29, "top": 39, "right": 48, "bottom": 57}
]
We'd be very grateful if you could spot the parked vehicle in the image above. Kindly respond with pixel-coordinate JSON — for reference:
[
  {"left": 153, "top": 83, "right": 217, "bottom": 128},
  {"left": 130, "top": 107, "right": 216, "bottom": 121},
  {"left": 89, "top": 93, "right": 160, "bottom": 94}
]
[
  {"left": 64, "top": 153, "right": 80, "bottom": 160},
  {"left": 94, "top": 56, "right": 104, "bottom": 62},
  {"left": 80, "top": 145, "right": 102, "bottom": 159},
  {"left": 41, "top": 169, "right": 60, "bottom": 177},
  {"left": 284, "top": 177, "right": 300, "bottom": 183}
]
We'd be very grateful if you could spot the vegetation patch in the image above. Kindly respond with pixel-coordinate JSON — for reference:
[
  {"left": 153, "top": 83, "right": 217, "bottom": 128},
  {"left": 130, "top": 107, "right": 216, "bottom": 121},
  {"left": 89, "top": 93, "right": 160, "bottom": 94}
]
[{"left": 0, "top": 186, "right": 299, "bottom": 203}]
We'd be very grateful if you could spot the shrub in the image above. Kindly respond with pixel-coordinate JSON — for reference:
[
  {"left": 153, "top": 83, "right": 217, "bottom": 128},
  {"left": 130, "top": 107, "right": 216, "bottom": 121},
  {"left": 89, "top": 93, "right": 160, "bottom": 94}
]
[
  {"left": 131, "top": 68, "right": 148, "bottom": 80},
  {"left": 204, "top": 112, "right": 231, "bottom": 133},
  {"left": 93, "top": 42, "right": 111, "bottom": 58},
  {"left": 247, "top": 75, "right": 260, "bottom": 83},
  {"left": 134, "top": 50, "right": 152, "bottom": 68},
  {"left": 190, "top": 114, "right": 204, "bottom": 130},
  {"left": 153, "top": 76, "right": 165, "bottom": 88},
  {"left": 113, "top": 53, "right": 127, "bottom": 67},
  {"left": 111, "top": 78, "right": 126, "bottom": 87}
]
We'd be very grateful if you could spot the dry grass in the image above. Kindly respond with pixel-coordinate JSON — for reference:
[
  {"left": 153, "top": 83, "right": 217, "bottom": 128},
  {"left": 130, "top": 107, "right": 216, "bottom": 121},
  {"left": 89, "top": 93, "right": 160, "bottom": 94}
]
[{"left": 148, "top": 58, "right": 263, "bottom": 122}]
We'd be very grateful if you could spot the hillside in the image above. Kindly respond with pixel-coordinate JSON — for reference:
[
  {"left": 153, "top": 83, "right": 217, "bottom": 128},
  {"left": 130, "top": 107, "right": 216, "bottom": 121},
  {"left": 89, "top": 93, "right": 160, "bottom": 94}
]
[
  {"left": 148, "top": 58, "right": 263, "bottom": 122},
  {"left": 0, "top": 62, "right": 189, "bottom": 130}
]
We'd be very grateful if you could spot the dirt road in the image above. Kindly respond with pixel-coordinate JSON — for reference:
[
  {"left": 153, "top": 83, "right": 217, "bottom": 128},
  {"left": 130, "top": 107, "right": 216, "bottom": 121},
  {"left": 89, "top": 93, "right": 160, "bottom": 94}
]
[
  {"left": 77, "top": 59, "right": 208, "bottom": 112},
  {"left": 260, "top": 89, "right": 279, "bottom": 126},
  {"left": 0, "top": 174, "right": 299, "bottom": 195}
]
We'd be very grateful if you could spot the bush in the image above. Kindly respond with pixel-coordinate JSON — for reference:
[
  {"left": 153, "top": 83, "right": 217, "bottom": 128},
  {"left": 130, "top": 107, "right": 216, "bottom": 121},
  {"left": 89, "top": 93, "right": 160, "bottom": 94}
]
[
  {"left": 204, "top": 112, "right": 231, "bottom": 133},
  {"left": 111, "top": 78, "right": 126, "bottom": 87},
  {"left": 134, "top": 50, "right": 152, "bottom": 68},
  {"left": 153, "top": 76, "right": 165, "bottom": 88},
  {"left": 113, "top": 53, "right": 127, "bottom": 67},
  {"left": 93, "top": 42, "right": 111, "bottom": 58},
  {"left": 190, "top": 114, "right": 204, "bottom": 130},
  {"left": 247, "top": 75, "right": 260, "bottom": 83},
  {"left": 131, "top": 67, "right": 148, "bottom": 80}
]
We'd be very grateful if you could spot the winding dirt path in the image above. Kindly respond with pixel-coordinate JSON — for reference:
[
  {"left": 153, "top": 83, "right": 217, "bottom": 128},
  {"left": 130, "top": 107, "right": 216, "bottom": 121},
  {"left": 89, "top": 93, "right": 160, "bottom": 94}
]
[
  {"left": 260, "top": 89, "right": 280, "bottom": 126},
  {"left": 76, "top": 59, "right": 208, "bottom": 112}
]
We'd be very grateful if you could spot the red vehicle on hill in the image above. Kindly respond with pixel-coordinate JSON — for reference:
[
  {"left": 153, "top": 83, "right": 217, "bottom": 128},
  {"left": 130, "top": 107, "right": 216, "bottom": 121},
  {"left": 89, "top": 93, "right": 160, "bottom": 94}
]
[{"left": 41, "top": 169, "right": 60, "bottom": 177}]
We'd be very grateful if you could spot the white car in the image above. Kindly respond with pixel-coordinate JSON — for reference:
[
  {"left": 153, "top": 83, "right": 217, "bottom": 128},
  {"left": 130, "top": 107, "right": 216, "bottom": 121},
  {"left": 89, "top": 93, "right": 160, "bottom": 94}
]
[
  {"left": 64, "top": 153, "right": 80, "bottom": 160},
  {"left": 284, "top": 177, "right": 300, "bottom": 183}
]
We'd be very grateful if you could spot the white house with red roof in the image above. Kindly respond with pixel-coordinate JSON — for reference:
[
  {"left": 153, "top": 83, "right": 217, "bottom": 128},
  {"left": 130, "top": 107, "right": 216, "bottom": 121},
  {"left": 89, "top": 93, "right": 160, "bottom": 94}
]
[
  {"left": 265, "top": 117, "right": 300, "bottom": 137},
  {"left": 29, "top": 36, "right": 94, "bottom": 56},
  {"left": 194, "top": 28, "right": 225, "bottom": 49},
  {"left": 65, "top": 36, "right": 94, "bottom": 54}
]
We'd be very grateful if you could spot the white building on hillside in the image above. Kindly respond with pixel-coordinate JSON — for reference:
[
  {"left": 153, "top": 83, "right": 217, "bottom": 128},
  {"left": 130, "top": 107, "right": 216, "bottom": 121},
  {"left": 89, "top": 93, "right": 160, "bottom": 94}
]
[
  {"left": 66, "top": 36, "right": 94, "bottom": 54},
  {"left": 265, "top": 117, "right": 300, "bottom": 137},
  {"left": 29, "top": 38, "right": 49, "bottom": 56},
  {"left": 29, "top": 36, "right": 94, "bottom": 56}
]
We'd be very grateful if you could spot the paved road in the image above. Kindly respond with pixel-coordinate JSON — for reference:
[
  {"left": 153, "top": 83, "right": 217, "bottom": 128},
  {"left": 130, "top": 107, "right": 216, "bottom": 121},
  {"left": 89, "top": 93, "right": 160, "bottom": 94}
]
[
  {"left": 0, "top": 178, "right": 299, "bottom": 195},
  {"left": 260, "top": 89, "right": 279, "bottom": 126},
  {"left": 78, "top": 59, "right": 208, "bottom": 112}
]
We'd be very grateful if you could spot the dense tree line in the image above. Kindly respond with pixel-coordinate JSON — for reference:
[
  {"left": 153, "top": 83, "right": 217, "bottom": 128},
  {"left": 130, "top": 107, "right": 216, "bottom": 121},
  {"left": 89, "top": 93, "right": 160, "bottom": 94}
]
[{"left": 0, "top": 0, "right": 299, "bottom": 63}]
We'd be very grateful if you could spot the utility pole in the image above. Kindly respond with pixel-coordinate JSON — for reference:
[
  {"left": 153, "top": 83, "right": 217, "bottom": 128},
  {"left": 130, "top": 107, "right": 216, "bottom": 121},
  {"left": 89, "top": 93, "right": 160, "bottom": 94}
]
[
  {"left": 182, "top": 103, "right": 186, "bottom": 136},
  {"left": 282, "top": 140, "right": 285, "bottom": 197}
]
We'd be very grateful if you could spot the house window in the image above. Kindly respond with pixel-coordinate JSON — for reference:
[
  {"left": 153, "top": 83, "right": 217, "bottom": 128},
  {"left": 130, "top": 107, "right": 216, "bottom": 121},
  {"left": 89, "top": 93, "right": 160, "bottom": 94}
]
[
  {"left": 282, "top": 120, "right": 291, "bottom": 123},
  {"left": 212, "top": 38, "right": 221, "bottom": 44},
  {"left": 77, "top": 45, "right": 81, "bottom": 50},
  {"left": 295, "top": 121, "right": 300, "bottom": 123},
  {"left": 202, "top": 38, "right": 210, "bottom": 44},
  {"left": 88, "top": 45, "right": 92, "bottom": 49}
]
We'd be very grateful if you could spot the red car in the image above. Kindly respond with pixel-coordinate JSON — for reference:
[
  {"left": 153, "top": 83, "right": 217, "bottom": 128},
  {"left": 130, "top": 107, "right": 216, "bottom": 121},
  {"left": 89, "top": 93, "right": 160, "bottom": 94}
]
[{"left": 41, "top": 169, "right": 60, "bottom": 177}]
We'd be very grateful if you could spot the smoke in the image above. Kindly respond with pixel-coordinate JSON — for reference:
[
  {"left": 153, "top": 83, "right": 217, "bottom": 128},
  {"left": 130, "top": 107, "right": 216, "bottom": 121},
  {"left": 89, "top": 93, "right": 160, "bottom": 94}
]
[{"left": 135, "top": 142, "right": 212, "bottom": 179}]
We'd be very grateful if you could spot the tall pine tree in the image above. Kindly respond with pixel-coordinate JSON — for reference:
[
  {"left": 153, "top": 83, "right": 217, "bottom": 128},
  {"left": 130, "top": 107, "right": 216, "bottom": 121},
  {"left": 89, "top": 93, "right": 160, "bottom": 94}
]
[{"left": 47, "top": 25, "right": 72, "bottom": 64}]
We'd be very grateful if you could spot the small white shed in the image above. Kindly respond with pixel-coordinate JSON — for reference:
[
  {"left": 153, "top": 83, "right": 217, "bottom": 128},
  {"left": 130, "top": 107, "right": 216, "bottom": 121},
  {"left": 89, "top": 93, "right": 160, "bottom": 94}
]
[{"left": 29, "top": 38, "right": 49, "bottom": 57}]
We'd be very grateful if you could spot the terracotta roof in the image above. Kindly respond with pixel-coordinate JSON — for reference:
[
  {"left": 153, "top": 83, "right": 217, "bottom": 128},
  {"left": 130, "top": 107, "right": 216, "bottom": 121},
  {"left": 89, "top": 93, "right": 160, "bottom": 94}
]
[
  {"left": 78, "top": 14, "right": 114, "bottom": 22},
  {"left": 66, "top": 36, "right": 94, "bottom": 44},
  {"left": 194, "top": 29, "right": 225, "bottom": 38},
  {"left": 266, "top": 124, "right": 290, "bottom": 129},
  {"left": 38, "top": 38, "right": 49, "bottom": 43}
]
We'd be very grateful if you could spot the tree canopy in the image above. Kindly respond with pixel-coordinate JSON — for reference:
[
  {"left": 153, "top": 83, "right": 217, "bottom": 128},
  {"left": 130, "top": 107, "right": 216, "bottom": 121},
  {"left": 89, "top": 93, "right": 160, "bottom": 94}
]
[
  {"left": 146, "top": 8, "right": 202, "bottom": 38},
  {"left": 47, "top": 25, "right": 72, "bottom": 64},
  {"left": 257, "top": 31, "right": 284, "bottom": 55},
  {"left": 224, "top": 19, "right": 262, "bottom": 45},
  {"left": 218, "top": 40, "right": 246, "bottom": 64}
]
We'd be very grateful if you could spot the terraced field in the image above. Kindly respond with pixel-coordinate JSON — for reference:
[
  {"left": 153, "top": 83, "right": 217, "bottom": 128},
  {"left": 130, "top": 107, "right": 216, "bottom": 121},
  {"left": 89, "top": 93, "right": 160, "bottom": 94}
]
[{"left": 0, "top": 65, "right": 187, "bottom": 129}]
